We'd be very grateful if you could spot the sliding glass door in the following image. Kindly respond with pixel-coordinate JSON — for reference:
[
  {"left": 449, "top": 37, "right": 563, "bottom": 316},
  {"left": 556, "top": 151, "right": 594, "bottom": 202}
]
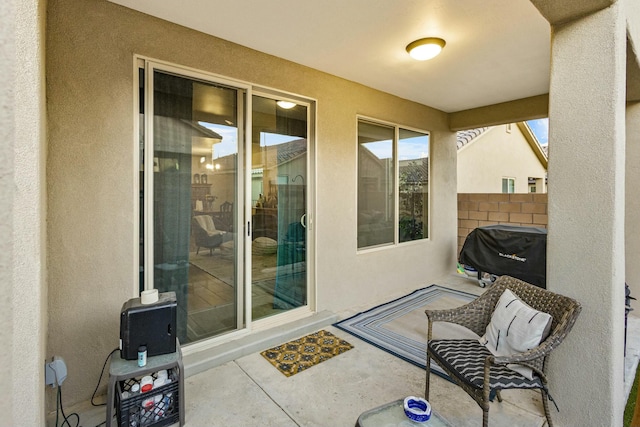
[
  {"left": 139, "top": 61, "right": 313, "bottom": 345},
  {"left": 250, "top": 95, "right": 308, "bottom": 321},
  {"left": 141, "top": 64, "right": 245, "bottom": 344}
]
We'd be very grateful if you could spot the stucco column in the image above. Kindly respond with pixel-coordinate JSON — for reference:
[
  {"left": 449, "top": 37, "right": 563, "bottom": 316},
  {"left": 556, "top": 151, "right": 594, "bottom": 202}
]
[
  {"left": 627, "top": 102, "right": 640, "bottom": 309},
  {"left": 0, "top": 0, "right": 16, "bottom": 423},
  {"left": 11, "top": 0, "right": 47, "bottom": 425},
  {"left": 430, "top": 130, "right": 460, "bottom": 269},
  {"left": 547, "top": 4, "right": 626, "bottom": 426}
]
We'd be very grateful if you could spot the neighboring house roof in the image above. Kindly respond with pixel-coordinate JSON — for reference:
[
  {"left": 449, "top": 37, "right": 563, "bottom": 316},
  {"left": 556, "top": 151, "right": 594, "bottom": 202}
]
[
  {"left": 456, "top": 122, "right": 548, "bottom": 169},
  {"left": 517, "top": 122, "right": 548, "bottom": 168},
  {"left": 540, "top": 144, "right": 549, "bottom": 157},
  {"left": 456, "top": 127, "right": 490, "bottom": 150}
]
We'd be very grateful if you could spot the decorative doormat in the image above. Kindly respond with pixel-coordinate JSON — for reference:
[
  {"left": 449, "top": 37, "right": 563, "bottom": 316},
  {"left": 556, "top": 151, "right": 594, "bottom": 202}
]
[{"left": 260, "top": 330, "right": 354, "bottom": 377}]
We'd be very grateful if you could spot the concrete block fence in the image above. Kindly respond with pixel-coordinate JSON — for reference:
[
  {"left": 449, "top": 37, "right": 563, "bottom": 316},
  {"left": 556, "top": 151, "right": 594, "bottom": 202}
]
[{"left": 457, "top": 193, "right": 548, "bottom": 255}]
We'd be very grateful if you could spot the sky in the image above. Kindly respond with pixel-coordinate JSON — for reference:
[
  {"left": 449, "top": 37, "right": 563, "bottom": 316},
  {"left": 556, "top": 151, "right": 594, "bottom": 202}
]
[{"left": 526, "top": 118, "right": 549, "bottom": 146}]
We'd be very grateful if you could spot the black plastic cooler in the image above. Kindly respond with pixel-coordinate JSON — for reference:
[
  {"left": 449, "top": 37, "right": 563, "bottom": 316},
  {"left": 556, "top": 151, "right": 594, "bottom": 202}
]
[{"left": 459, "top": 224, "right": 547, "bottom": 288}]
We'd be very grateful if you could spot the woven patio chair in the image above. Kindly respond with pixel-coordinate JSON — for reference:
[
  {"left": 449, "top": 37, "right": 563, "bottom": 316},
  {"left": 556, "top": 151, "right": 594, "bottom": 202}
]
[{"left": 425, "top": 275, "right": 581, "bottom": 427}]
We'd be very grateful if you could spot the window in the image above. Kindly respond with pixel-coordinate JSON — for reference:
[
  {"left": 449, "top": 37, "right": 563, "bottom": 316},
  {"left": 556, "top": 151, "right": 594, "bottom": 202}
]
[
  {"left": 502, "top": 178, "right": 515, "bottom": 193},
  {"left": 357, "top": 119, "right": 429, "bottom": 249}
]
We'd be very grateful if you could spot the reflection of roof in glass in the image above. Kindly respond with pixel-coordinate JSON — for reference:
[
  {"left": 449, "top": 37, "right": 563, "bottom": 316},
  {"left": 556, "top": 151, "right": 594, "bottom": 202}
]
[
  {"left": 273, "top": 138, "right": 307, "bottom": 165},
  {"left": 218, "top": 137, "right": 307, "bottom": 167},
  {"left": 154, "top": 117, "right": 223, "bottom": 155},
  {"left": 399, "top": 158, "right": 429, "bottom": 184}
]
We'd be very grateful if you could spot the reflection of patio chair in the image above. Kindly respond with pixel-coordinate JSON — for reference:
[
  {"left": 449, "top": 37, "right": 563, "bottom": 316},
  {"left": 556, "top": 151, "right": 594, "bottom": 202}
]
[
  {"left": 192, "top": 215, "right": 226, "bottom": 255},
  {"left": 425, "top": 275, "right": 582, "bottom": 427}
]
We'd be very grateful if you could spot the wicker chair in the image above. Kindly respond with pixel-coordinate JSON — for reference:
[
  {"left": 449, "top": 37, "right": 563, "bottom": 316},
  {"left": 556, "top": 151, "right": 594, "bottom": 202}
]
[{"left": 425, "top": 275, "right": 581, "bottom": 427}]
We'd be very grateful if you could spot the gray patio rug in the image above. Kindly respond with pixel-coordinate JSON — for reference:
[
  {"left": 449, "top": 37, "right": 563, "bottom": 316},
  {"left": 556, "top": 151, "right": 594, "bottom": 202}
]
[{"left": 334, "top": 284, "right": 479, "bottom": 380}]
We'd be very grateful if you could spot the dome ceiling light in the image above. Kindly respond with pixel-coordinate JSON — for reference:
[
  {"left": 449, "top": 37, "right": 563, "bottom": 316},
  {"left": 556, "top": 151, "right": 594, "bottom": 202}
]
[
  {"left": 276, "top": 100, "right": 297, "bottom": 109},
  {"left": 406, "top": 37, "right": 446, "bottom": 61}
]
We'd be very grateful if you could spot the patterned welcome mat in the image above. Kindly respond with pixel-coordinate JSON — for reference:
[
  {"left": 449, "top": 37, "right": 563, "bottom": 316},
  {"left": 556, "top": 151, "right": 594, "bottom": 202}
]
[
  {"left": 334, "top": 285, "right": 479, "bottom": 380},
  {"left": 261, "top": 330, "right": 354, "bottom": 377}
]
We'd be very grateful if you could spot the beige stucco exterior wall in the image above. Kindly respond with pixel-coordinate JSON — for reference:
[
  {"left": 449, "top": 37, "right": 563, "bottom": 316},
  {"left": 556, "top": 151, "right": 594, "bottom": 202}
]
[
  {"left": 0, "top": 2, "right": 15, "bottom": 424},
  {"left": 457, "top": 124, "right": 546, "bottom": 193},
  {"left": 449, "top": 94, "right": 549, "bottom": 131},
  {"left": 4, "top": 0, "right": 48, "bottom": 425},
  {"left": 546, "top": 3, "right": 627, "bottom": 426},
  {"left": 46, "top": 0, "right": 456, "bottom": 407}
]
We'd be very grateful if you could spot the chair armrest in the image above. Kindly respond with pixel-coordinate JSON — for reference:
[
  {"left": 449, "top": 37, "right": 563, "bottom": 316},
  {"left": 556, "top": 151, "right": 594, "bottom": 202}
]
[
  {"left": 487, "top": 332, "right": 565, "bottom": 381},
  {"left": 425, "top": 296, "right": 493, "bottom": 338},
  {"left": 491, "top": 338, "right": 553, "bottom": 366}
]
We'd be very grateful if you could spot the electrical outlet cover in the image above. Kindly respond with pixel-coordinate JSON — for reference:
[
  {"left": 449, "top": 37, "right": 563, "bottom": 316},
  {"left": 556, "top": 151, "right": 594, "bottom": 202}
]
[{"left": 45, "top": 357, "right": 67, "bottom": 387}]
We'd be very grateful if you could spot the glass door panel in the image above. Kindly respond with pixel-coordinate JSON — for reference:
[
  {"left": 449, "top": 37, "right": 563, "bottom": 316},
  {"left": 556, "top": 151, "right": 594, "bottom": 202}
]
[
  {"left": 150, "top": 69, "right": 242, "bottom": 344},
  {"left": 251, "top": 95, "right": 308, "bottom": 320}
]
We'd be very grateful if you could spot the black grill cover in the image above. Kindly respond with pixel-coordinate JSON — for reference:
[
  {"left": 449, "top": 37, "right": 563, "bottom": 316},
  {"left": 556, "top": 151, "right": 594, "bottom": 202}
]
[{"left": 459, "top": 225, "right": 547, "bottom": 288}]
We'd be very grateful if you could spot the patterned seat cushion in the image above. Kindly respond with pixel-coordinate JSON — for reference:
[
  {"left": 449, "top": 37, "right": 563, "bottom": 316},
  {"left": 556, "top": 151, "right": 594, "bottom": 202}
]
[{"left": 428, "top": 339, "right": 543, "bottom": 390}]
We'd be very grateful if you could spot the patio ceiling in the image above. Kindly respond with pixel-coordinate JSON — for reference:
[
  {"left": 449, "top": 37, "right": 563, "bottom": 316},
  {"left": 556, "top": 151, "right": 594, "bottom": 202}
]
[{"left": 108, "top": 0, "right": 552, "bottom": 113}]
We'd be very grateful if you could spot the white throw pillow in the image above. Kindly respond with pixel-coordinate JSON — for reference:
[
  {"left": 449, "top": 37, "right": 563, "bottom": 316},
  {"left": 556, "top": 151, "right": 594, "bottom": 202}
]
[{"left": 479, "top": 288, "right": 552, "bottom": 379}]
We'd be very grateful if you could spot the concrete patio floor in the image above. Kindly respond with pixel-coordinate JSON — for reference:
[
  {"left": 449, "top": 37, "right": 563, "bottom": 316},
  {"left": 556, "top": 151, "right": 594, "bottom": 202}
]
[{"left": 59, "top": 274, "right": 640, "bottom": 427}]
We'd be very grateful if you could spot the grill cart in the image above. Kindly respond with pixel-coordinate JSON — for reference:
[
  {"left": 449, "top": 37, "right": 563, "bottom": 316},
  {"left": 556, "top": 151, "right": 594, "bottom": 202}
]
[{"left": 459, "top": 224, "right": 547, "bottom": 288}]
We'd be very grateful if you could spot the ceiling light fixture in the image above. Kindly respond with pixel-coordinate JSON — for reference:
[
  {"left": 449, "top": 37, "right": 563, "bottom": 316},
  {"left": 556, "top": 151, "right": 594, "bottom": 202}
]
[
  {"left": 406, "top": 37, "right": 446, "bottom": 61},
  {"left": 277, "top": 100, "right": 296, "bottom": 109}
]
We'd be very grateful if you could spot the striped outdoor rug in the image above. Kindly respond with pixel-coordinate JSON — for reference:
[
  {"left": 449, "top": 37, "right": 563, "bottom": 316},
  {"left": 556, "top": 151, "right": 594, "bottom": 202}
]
[{"left": 334, "top": 284, "right": 478, "bottom": 379}]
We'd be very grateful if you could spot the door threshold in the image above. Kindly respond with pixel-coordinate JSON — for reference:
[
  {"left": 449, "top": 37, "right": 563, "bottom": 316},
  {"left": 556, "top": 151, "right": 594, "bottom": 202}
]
[{"left": 182, "top": 310, "right": 338, "bottom": 378}]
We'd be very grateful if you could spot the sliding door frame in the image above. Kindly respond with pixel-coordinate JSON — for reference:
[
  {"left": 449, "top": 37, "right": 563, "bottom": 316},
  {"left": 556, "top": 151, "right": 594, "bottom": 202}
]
[
  {"left": 248, "top": 87, "right": 317, "bottom": 331},
  {"left": 134, "top": 55, "right": 317, "bottom": 349}
]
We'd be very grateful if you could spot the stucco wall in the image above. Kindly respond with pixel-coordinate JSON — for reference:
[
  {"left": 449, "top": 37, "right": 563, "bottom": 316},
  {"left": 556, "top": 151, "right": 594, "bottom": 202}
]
[
  {"left": 547, "top": 4, "right": 627, "bottom": 426},
  {"left": 9, "top": 0, "right": 48, "bottom": 425},
  {"left": 457, "top": 124, "right": 546, "bottom": 193},
  {"left": 46, "top": 0, "right": 456, "bottom": 407},
  {"left": 1, "top": 1, "right": 15, "bottom": 424}
]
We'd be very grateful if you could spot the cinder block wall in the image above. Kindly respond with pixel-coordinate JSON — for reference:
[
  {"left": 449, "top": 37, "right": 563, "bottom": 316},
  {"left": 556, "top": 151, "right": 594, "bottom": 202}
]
[{"left": 457, "top": 193, "right": 548, "bottom": 255}]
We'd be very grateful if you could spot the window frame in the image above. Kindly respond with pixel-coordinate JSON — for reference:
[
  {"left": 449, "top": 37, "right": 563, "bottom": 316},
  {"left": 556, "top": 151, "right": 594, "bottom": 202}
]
[
  {"left": 502, "top": 177, "right": 516, "bottom": 194},
  {"left": 356, "top": 116, "right": 430, "bottom": 252}
]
